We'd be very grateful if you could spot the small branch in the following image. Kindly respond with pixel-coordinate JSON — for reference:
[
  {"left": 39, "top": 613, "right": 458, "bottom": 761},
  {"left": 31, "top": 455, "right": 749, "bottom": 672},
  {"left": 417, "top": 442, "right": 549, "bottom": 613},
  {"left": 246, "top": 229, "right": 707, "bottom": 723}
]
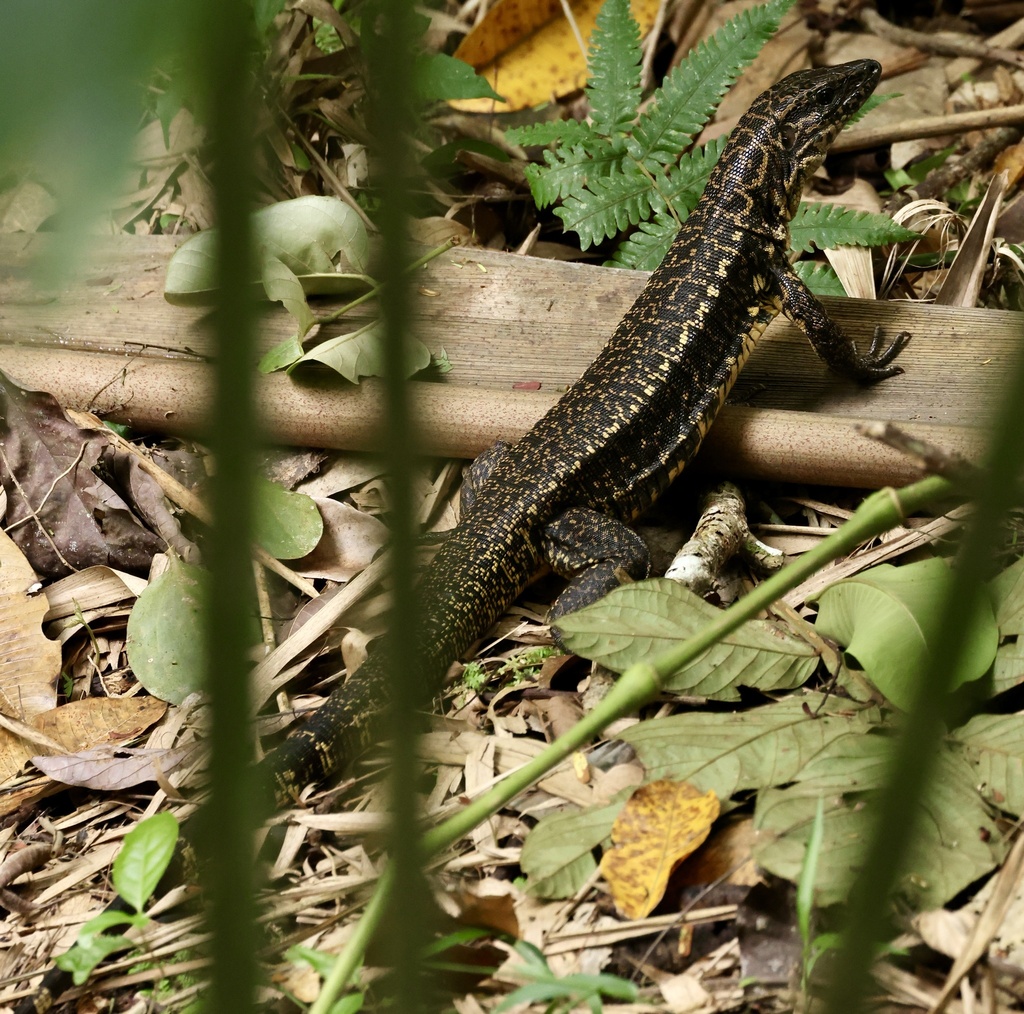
[
  {"left": 832, "top": 105, "right": 1024, "bottom": 153},
  {"left": 860, "top": 8, "right": 1024, "bottom": 71}
]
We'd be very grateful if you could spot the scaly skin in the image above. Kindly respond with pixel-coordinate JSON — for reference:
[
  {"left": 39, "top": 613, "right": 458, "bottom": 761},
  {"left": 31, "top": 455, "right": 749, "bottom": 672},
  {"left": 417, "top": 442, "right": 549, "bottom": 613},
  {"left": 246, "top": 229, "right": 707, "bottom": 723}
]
[{"left": 262, "top": 58, "right": 907, "bottom": 802}]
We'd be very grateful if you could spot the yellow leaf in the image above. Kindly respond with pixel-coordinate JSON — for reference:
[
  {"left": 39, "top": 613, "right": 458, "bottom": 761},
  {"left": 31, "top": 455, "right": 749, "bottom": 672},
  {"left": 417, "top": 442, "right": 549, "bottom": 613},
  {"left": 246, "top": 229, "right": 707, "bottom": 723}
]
[
  {"left": 451, "top": 0, "right": 660, "bottom": 113},
  {"left": 600, "top": 780, "right": 719, "bottom": 918}
]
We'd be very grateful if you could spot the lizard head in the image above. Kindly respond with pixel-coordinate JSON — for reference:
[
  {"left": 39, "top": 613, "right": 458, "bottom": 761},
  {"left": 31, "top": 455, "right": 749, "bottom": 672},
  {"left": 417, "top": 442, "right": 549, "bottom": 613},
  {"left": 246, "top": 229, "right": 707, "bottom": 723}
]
[{"left": 763, "top": 59, "right": 881, "bottom": 218}]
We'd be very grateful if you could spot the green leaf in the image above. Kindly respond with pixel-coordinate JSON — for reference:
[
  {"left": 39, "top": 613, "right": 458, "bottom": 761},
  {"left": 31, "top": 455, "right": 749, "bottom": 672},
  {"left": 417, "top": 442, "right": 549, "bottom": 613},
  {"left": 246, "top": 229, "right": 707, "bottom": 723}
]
[
  {"left": 165, "top": 196, "right": 371, "bottom": 305},
  {"left": 556, "top": 169, "right": 668, "bottom": 248},
  {"left": 789, "top": 202, "right": 920, "bottom": 254},
  {"left": 618, "top": 695, "right": 881, "bottom": 796},
  {"left": 258, "top": 333, "right": 305, "bottom": 374},
  {"left": 523, "top": 140, "right": 622, "bottom": 208},
  {"left": 949, "top": 713, "right": 1024, "bottom": 815},
  {"left": 585, "top": 0, "right": 641, "bottom": 137},
  {"left": 113, "top": 811, "right": 179, "bottom": 913},
  {"left": 56, "top": 929, "right": 134, "bottom": 985},
  {"left": 557, "top": 578, "right": 818, "bottom": 700},
  {"left": 505, "top": 119, "right": 592, "bottom": 148},
  {"left": 628, "top": 0, "right": 795, "bottom": 166},
  {"left": 254, "top": 475, "right": 323, "bottom": 560},
  {"left": 293, "top": 319, "right": 432, "bottom": 384},
  {"left": 126, "top": 555, "right": 209, "bottom": 706},
  {"left": 988, "top": 552, "right": 1024, "bottom": 634},
  {"left": 793, "top": 260, "right": 847, "bottom": 297},
  {"left": 813, "top": 559, "right": 998, "bottom": 710},
  {"left": 414, "top": 53, "right": 503, "bottom": 102},
  {"left": 519, "top": 794, "right": 628, "bottom": 899},
  {"left": 753, "top": 740, "right": 1003, "bottom": 909},
  {"left": 261, "top": 255, "right": 315, "bottom": 336}
]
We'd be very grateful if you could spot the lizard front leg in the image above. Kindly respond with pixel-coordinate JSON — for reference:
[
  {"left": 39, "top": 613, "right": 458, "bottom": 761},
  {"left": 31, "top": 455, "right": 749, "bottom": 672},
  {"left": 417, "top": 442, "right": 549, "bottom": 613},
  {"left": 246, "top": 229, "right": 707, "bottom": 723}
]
[
  {"left": 773, "top": 261, "right": 909, "bottom": 381},
  {"left": 541, "top": 507, "right": 650, "bottom": 640}
]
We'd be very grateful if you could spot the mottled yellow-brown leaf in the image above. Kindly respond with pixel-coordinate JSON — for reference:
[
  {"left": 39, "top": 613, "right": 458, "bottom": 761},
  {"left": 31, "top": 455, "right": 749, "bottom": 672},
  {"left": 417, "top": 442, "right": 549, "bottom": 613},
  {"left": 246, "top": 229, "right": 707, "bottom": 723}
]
[
  {"left": 600, "top": 780, "right": 719, "bottom": 919},
  {"left": 451, "top": 0, "right": 660, "bottom": 113}
]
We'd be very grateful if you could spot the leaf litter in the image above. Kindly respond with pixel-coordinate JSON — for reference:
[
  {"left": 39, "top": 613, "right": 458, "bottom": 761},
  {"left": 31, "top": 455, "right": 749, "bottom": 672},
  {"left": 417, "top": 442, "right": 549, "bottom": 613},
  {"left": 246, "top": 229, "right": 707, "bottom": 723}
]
[{"left": 7, "top": 3, "right": 1024, "bottom": 1013}]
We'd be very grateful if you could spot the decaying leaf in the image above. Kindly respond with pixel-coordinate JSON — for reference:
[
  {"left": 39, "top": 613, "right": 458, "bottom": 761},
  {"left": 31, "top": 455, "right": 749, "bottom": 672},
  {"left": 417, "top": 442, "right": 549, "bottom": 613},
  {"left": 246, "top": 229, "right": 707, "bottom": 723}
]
[
  {"left": 600, "top": 780, "right": 719, "bottom": 919},
  {"left": 32, "top": 743, "right": 193, "bottom": 792},
  {"left": 451, "top": 0, "right": 661, "bottom": 112},
  {"left": 0, "top": 372, "right": 167, "bottom": 578}
]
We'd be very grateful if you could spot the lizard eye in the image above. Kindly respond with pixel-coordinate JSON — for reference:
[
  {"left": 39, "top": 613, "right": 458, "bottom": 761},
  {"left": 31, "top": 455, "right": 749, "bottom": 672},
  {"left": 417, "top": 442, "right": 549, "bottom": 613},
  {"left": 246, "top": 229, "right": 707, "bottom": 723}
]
[{"left": 818, "top": 84, "right": 837, "bottom": 106}]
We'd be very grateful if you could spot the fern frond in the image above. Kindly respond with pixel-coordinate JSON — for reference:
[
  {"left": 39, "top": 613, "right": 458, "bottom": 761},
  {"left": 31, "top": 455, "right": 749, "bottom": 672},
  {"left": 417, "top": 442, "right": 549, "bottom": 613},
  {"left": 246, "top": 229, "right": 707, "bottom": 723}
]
[
  {"left": 627, "top": 0, "right": 795, "bottom": 167},
  {"left": 586, "top": 0, "right": 642, "bottom": 137},
  {"left": 556, "top": 170, "right": 668, "bottom": 249},
  {"left": 793, "top": 260, "right": 847, "bottom": 296},
  {"left": 845, "top": 91, "right": 898, "bottom": 127},
  {"left": 524, "top": 139, "right": 623, "bottom": 208},
  {"left": 607, "top": 212, "right": 680, "bottom": 270},
  {"left": 790, "top": 203, "right": 920, "bottom": 253},
  {"left": 506, "top": 119, "right": 592, "bottom": 148}
]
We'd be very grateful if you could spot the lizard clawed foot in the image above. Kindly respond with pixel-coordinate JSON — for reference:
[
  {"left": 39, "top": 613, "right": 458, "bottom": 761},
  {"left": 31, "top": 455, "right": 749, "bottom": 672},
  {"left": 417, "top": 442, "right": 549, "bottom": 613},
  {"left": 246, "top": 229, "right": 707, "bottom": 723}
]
[{"left": 849, "top": 325, "right": 911, "bottom": 381}]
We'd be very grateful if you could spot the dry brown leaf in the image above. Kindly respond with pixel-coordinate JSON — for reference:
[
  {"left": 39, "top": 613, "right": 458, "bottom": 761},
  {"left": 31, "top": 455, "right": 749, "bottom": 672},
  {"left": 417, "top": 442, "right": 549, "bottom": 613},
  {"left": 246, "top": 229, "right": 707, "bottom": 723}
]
[
  {"left": 33, "top": 696, "right": 167, "bottom": 753},
  {"left": 600, "top": 780, "right": 719, "bottom": 919},
  {"left": 32, "top": 743, "right": 192, "bottom": 791},
  {"left": 290, "top": 497, "right": 388, "bottom": 581},
  {"left": 451, "top": 0, "right": 661, "bottom": 113},
  {"left": 0, "top": 527, "right": 60, "bottom": 722}
]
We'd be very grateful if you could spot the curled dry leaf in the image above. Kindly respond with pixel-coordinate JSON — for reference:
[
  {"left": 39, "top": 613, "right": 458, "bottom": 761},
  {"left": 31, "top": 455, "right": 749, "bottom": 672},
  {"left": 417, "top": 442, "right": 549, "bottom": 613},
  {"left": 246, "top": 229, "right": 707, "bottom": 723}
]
[
  {"left": 32, "top": 743, "right": 194, "bottom": 792},
  {"left": 0, "top": 371, "right": 167, "bottom": 578},
  {"left": 600, "top": 780, "right": 720, "bottom": 919}
]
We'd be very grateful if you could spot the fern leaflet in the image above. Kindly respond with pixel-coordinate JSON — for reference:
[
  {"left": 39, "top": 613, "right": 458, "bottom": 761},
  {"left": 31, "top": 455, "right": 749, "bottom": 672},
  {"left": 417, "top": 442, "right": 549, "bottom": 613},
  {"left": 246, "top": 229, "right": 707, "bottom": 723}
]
[
  {"left": 586, "top": 0, "right": 641, "bottom": 137},
  {"left": 557, "top": 171, "right": 668, "bottom": 249},
  {"left": 627, "top": 0, "right": 795, "bottom": 167},
  {"left": 790, "top": 203, "right": 921, "bottom": 253}
]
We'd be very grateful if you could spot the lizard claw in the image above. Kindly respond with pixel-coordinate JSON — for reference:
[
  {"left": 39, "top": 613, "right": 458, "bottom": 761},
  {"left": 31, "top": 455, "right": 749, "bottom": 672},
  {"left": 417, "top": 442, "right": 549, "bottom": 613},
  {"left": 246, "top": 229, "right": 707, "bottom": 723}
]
[{"left": 851, "top": 326, "right": 910, "bottom": 381}]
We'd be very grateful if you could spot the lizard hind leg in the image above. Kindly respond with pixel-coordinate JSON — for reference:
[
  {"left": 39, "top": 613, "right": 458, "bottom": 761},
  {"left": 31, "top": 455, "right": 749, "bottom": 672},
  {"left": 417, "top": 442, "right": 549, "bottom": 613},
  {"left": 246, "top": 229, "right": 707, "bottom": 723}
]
[
  {"left": 461, "top": 440, "right": 509, "bottom": 516},
  {"left": 541, "top": 507, "right": 651, "bottom": 647}
]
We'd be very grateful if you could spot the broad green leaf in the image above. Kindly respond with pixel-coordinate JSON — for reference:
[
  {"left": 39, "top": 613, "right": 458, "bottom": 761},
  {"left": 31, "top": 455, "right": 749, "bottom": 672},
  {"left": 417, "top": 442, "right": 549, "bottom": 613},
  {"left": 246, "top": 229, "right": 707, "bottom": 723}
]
[
  {"left": 414, "top": 53, "right": 503, "bottom": 102},
  {"left": 294, "top": 319, "right": 432, "bottom": 384},
  {"left": 520, "top": 794, "right": 628, "bottom": 899},
  {"left": 254, "top": 476, "right": 323, "bottom": 560},
  {"left": 789, "top": 202, "right": 920, "bottom": 254},
  {"left": 261, "top": 255, "right": 315, "bottom": 336},
  {"left": 753, "top": 741, "right": 1003, "bottom": 909},
  {"left": 618, "top": 695, "right": 881, "bottom": 797},
  {"left": 126, "top": 555, "right": 209, "bottom": 706},
  {"left": 949, "top": 712, "right": 1024, "bottom": 815},
  {"left": 165, "top": 196, "right": 371, "bottom": 305},
  {"left": 993, "top": 637, "right": 1024, "bottom": 696},
  {"left": 258, "top": 333, "right": 305, "bottom": 374},
  {"left": 813, "top": 559, "right": 998, "bottom": 710},
  {"left": 989, "top": 552, "right": 1024, "bottom": 634},
  {"left": 113, "top": 811, "right": 179, "bottom": 913},
  {"left": 557, "top": 578, "right": 817, "bottom": 700},
  {"left": 56, "top": 928, "right": 134, "bottom": 984}
]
